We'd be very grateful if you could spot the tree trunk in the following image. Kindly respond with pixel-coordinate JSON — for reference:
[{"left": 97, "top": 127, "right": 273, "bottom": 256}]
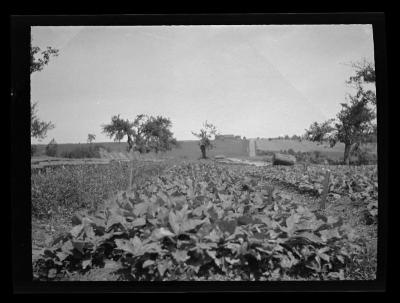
[
  {"left": 344, "top": 143, "right": 351, "bottom": 165},
  {"left": 200, "top": 145, "right": 206, "bottom": 159},
  {"left": 127, "top": 136, "right": 133, "bottom": 152}
]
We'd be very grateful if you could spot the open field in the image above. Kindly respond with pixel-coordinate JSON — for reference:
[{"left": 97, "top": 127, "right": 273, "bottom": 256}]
[
  {"left": 32, "top": 139, "right": 377, "bottom": 162},
  {"left": 33, "top": 139, "right": 248, "bottom": 160},
  {"left": 32, "top": 158, "right": 378, "bottom": 281}
]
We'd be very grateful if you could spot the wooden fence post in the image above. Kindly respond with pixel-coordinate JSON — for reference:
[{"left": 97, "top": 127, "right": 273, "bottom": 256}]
[
  {"left": 320, "top": 169, "right": 330, "bottom": 210},
  {"left": 128, "top": 159, "right": 133, "bottom": 191}
]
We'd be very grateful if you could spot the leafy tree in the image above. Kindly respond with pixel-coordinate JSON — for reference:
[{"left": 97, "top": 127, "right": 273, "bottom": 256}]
[
  {"left": 45, "top": 138, "right": 58, "bottom": 157},
  {"left": 102, "top": 114, "right": 135, "bottom": 150},
  {"left": 142, "top": 116, "right": 178, "bottom": 153},
  {"left": 347, "top": 58, "right": 376, "bottom": 89},
  {"left": 291, "top": 134, "right": 302, "bottom": 141},
  {"left": 30, "top": 37, "right": 59, "bottom": 74},
  {"left": 31, "top": 102, "right": 55, "bottom": 140},
  {"left": 304, "top": 59, "right": 376, "bottom": 165},
  {"left": 30, "top": 40, "right": 59, "bottom": 155},
  {"left": 87, "top": 133, "right": 96, "bottom": 144},
  {"left": 192, "top": 121, "right": 218, "bottom": 159},
  {"left": 102, "top": 114, "right": 177, "bottom": 153}
]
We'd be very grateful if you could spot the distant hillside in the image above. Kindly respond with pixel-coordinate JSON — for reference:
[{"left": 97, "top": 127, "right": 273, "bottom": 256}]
[
  {"left": 255, "top": 138, "right": 376, "bottom": 153},
  {"left": 255, "top": 139, "right": 344, "bottom": 153},
  {"left": 254, "top": 139, "right": 377, "bottom": 161},
  {"left": 32, "top": 139, "right": 249, "bottom": 159},
  {"left": 32, "top": 139, "right": 377, "bottom": 160}
]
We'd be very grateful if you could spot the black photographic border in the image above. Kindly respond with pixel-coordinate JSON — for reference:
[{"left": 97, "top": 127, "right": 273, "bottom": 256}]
[{"left": 10, "top": 12, "right": 389, "bottom": 293}]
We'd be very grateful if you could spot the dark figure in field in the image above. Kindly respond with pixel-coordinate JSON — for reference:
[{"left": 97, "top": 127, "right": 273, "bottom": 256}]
[{"left": 200, "top": 144, "right": 206, "bottom": 159}]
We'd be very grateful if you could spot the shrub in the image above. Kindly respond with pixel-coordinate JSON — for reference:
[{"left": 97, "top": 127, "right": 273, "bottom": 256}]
[
  {"left": 45, "top": 139, "right": 58, "bottom": 157},
  {"left": 61, "top": 144, "right": 105, "bottom": 159},
  {"left": 353, "top": 147, "right": 377, "bottom": 165}
]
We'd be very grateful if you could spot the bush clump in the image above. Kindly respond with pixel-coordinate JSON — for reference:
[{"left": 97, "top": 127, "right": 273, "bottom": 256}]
[
  {"left": 45, "top": 139, "right": 58, "bottom": 157},
  {"left": 61, "top": 145, "right": 105, "bottom": 159}
]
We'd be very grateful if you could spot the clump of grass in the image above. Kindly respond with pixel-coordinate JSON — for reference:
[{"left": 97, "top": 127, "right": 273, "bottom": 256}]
[
  {"left": 31, "top": 160, "right": 170, "bottom": 219},
  {"left": 60, "top": 144, "right": 105, "bottom": 159}
]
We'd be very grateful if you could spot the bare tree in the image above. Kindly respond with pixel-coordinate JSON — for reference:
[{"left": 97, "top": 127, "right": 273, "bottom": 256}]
[{"left": 192, "top": 121, "right": 218, "bottom": 159}]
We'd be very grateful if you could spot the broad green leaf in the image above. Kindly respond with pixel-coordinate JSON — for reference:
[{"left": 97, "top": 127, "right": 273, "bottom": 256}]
[
  {"left": 61, "top": 240, "right": 74, "bottom": 253},
  {"left": 104, "top": 259, "right": 121, "bottom": 269},
  {"left": 225, "top": 242, "right": 241, "bottom": 254},
  {"left": 47, "top": 268, "right": 57, "bottom": 279},
  {"left": 279, "top": 255, "right": 294, "bottom": 269},
  {"left": 285, "top": 213, "right": 301, "bottom": 232},
  {"left": 204, "top": 229, "right": 221, "bottom": 242},
  {"left": 237, "top": 215, "right": 253, "bottom": 226},
  {"left": 133, "top": 202, "right": 149, "bottom": 217},
  {"left": 258, "top": 215, "right": 273, "bottom": 228},
  {"left": 195, "top": 241, "right": 218, "bottom": 251},
  {"left": 151, "top": 227, "right": 175, "bottom": 241},
  {"left": 168, "top": 210, "right": 181, "bottom": 235},
  {"left": 319, "top": 228, "right": 341, "bottom": 242},
  {"left": 83, "top": 224, "right": 96, "bottom": 240},
  {"left": 82, "top": 259, "right": 92, "bottom": 269},
  {"left": 157, "top": 260, "right": 171, "bottom": 277},
  {"left": 318, "top": 252, "right": 330, "bottom": 262},
  {"left": 217, "top": 219, "right": 237, "bottom": 235},
  {"left": 336, "top": 255, "right": 345, "bottom": 264},
  {"left": 106, "top": 213, "right": 126, "bottom": 231},
  {"left": 72, "top": 240, "right": 86, "bottom": 254},
  {"left": 171, "top": 195, "right": 187, "bottom": 206},
  {"left": 114, "top": 238, "right": 135, "bottom": 255},
  {"left": 56, "top": 251, "right": 69, "bottom": 262},
  {"left": 295, "top": 232, "right": 324, "bottom": 244},
  {"left": 327, "top": 216, "right": 339, "bottom": 224},
  {"left": 197, "top": 222, "right": 214, "bottom": 238},
  {"left": 206, "top": 250, "right": 222, "bottom": 267},
  {"left": 70, "top": 224, "right": 84, "bottom": 238},
  {"left": 225, "top": 257, "right": 240, "bottom": 265},
  {"left": 131, "top": 217, "right": 146, "bottom": 227},
  {"left": 327, "top": 270, "right": 345, "bottom": 280},
  {"left": 157, "top": 191, "right": 170, "bottom": 206},
  {"left": 131, "top": 236, "right": 143, "bottom": 250},
  {"left": 172, "top": 250, "right": 190, "bottom": 262},
  {"left": 142, "top": 260, "right": 155, "bottom": 268},
  {"left": 207, "top": 207, "right": 219, "bottom": 222},
  {"left": 181, "top": 219, "right": 205, "bottom": 233}
]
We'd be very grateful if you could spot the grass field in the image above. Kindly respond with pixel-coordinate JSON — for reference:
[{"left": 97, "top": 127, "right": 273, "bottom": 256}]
[
  {"left": 32, "top": 139, "right": 377, "bottom": 162},
  {"left": 32, "top": 139, "right": 248, "bottom": 160}
]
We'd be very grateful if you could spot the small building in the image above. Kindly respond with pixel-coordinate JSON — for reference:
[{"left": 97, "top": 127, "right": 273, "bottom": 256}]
[{"left": 215, "top": 134, "right": 240, "bottom": 140}]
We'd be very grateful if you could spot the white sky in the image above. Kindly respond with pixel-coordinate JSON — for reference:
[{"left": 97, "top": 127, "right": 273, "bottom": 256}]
[{"left": 31, "top": 25, "right": 375, "bottom": 144}]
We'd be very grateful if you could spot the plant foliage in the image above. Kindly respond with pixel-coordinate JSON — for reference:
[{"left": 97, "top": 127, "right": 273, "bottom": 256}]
[{"left": 33, "top": 162, "right": 374, "bottom": 281}]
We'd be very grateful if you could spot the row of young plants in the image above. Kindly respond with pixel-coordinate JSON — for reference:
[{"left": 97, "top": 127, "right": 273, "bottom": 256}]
[
  {"left": 31, "top": 160, "right": 171, "bottom": 218},
  {"left": 247, "top": 164, "right": 378, "bottom": 220},
  {"left": 33, "top": 162, "right": 366, "bottom": 281}
]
